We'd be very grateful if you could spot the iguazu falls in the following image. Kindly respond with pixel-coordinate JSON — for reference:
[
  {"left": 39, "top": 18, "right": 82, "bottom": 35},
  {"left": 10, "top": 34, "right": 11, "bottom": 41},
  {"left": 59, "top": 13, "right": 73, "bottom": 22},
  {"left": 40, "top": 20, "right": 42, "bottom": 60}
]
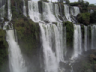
[{"left": 0, "top": 0, "right": 96, "bottom": 72}]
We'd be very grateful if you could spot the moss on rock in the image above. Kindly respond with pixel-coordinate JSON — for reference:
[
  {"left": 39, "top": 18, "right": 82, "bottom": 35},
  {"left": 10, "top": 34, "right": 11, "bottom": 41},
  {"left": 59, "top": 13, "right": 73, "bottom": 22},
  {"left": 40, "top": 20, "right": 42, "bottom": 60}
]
[
  {"left": 0, "top": 29, "right": 8, "bottom": 69},
  {"left": 11, "top": 0, "right": 24, "bottom": 19},
  {"left": 77, "top": 12, "right": 90, "bottom": 25},
  {"left": 13, "top": 17, "right": 40, "bottom": 56},
  {"left": 63, "top": 21, "right": 74, "bottom": 47}
]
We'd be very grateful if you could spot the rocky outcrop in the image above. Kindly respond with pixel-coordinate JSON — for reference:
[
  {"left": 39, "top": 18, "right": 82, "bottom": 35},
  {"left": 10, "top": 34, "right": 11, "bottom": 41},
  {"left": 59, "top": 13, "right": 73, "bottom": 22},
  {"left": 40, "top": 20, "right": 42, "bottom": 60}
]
[
  {"left": 13, "top": 17, "right": 41, "bottom": 57},
  {"left": 77, "top": 12, "right": 90, "bottom": 25},
  {"left": 90, "top": 54, "right": 96, "bottom": 61},
  {"left": 0, "top": 29, "right": 8, "bottom": 72}
]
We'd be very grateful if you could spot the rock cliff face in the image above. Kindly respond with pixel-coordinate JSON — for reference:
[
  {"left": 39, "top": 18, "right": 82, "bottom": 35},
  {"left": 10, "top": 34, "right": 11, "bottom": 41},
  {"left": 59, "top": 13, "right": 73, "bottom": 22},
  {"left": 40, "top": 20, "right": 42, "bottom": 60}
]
[
  {"left": 0, "top": 29, "right": 9, "bottom": 72},
  {"left": 13, "top": 17, "right": 41, "bottom": 56}
]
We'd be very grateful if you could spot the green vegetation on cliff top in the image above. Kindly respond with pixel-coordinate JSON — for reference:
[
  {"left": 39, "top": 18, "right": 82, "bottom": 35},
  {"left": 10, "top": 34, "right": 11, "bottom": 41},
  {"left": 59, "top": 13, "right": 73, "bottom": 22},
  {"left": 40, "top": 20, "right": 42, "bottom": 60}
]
[
  {"left": 77, "top": 12, "right": 90, "bottom": 25},
  {"left": 13, "top": 17, "right": 40, "bottom": 56}
]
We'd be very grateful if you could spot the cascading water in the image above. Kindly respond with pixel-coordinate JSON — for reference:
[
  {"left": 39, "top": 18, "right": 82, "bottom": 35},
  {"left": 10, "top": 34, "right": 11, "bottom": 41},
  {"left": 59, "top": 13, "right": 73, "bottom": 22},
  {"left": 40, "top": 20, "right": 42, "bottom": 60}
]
[
  {"left": 8, "top": 0, "right": 12, "bottom": 20},
  {"left": 71, "top": 7, "right": 80, "bottom": 16},
  {"left": 42, "top": 2, "right": 56, "bottom": 22},
  {"left": 64, "top": 4, "right": 72, "bottom": 22},
  {"left": 37, "top": 1, "right": 67, "bottom": 71},
  {"left": 55, "top": 4, "right": 61, "bottom": 22},
  {"left": 23, "top": 0, "right": 27, "bottom": 17},
  {"left": 3, "top": 22, "right": 8, "bottom": 30},
  {"left": 54, "top": 23, "right": 64, "bottom": 62},
  {"left": 91, "top": 25, "right": 96, "bottom": 49},
  {"left": 39, "top": 23, "right": 58, "bottom": 72},
  {"left": 84, "top": 26, "right": 88, "bottom": 51},
  {"left": 6, "top": 30, "right": 27, "bottom": 72},
  {"left": 70, "top": 6, "right": 80, "bottom": 23},
  {"left": 71, "top": 24, "right": 82, "bottom": 59},
  {"left": 7, "top": 0, "right": 27, "bottom": 72},
  {"left": 39, "top": 21, "right": 66, "bottom": 72},
  {"left": 28, "top": 1, "right": 41, "bottom": 22},
  {"left": 0, "top": 5, "right": 5, "bottom": 20}
]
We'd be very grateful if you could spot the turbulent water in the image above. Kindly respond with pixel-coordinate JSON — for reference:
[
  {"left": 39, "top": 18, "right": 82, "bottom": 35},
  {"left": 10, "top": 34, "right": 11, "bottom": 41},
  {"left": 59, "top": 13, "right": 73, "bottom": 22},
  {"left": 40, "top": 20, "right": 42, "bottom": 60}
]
[
  {"left": 55, "top": 4, "right": 61, "bottom": 22},
  {"left": 6, "top": 30, "right": 27, "bottom": 72},
  {"left": 42, "top": 2, "right": 57, "bottom": 22},
  {"left": 39, "top": 22, "right": 66, "bottom": 72},
  {"left": 28, "top": 1, "right": 41, "bottom": 22},
  {"left": 28, "top": 2, "right": 66, "bottom": 72},
  {"left": 28, "top": 1, "right": 92, "bottom": 72},
  {"left": 64, "top": 4, "right": 72, "bottom": 22},
  {"left": 71, "top": 24, "right": 82, "bottom": 59},
  {"left": 5, "top": 0, "right": 28, "bottom": 72},
  {"left": 8, "top": 0, "right": 12, "bottom": 20},
  {"left": 3, "top": 22, "right": 8, "bottom": 30},
  {"left": 39, "top": 23, "right": 58, "bottom": 72},
  {"left": 0, "top": 5, "right": 5, "bottom": 20},
  {"left": 71, "top": 7, "right": 80, "bottom": 16}
]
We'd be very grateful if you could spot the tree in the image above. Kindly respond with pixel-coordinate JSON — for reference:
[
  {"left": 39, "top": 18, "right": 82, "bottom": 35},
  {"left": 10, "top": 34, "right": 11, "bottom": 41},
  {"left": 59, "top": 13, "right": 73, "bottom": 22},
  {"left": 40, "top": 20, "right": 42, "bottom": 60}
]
[
  {"left": 58, "top": 0, "right": 63, "bottom": 2},
  {"left": 66, "top": 0, "right": 70, "bottom": 4},
  {"left": 89, "top": 4, "right": 96, "bottom": 7},
  {"left": 58, "top": 0, "right": 70, "bottom": 4},
  {"left": 77, "top": 12, "right": 90, "bottom": 25},
  {"left": 90, "top": 11, "right": 96, "bottom": 23},
  {"left": 78, "top": 0, "right": 83, "bottom": 3},
  {"left": 40, "top": 0, "right": 48, "bottom": 2}
]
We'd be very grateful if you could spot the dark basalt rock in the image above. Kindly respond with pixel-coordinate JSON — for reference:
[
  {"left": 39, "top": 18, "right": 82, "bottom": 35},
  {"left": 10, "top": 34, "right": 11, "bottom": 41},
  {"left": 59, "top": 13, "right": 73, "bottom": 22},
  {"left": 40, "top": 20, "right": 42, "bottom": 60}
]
[
  {"left": 0, "top": 29, "right": 8, "bottom": 72},
  {"left": 38, "top": 1, "right": 43, "bottom": 14},
  {"left": 44, "top": 20, "right": 50, "bottom": 23},
  {"left": 90, "top": 54, "right": 96, "bottom": 61}
]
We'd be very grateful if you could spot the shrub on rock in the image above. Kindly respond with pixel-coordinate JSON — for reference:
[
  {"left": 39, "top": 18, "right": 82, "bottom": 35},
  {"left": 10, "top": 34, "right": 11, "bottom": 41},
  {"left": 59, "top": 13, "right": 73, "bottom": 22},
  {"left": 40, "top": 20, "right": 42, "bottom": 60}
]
[{"left": 77, "top": 12, "right": 90, "bottom": 25}]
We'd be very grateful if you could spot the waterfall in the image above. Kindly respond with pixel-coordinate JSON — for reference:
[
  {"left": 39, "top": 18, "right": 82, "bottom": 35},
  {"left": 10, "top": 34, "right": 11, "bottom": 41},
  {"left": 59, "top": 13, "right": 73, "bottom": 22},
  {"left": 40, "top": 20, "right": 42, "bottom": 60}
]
[
  {"left": 54, "top": 23, "right": 64, "bottom": 62},
  {"left": 39, "top": 22, "right": 66, "bottom": 72},
  {"left": 71, "top": 24, "right": 82, "bottom": 59},
  {"left": 64, "top": 4, "right": 72, "bottom": 22},
  {"left": 37, "top": 1, "right": 68, "bottom": 72},
  {"left": 3, "top": 22, "right": 8, "bottom": 30},
  {"left": 23, "top": 0, "right": 27, "bottom": 17},
  {"left": 7, "top": 0, "right": 27, "bottom": 72},
  {"left": 6, "top": 30, "right": 27, "bottom": 72},
  {"left": 54, "top": 4, "right": 61, "bottom": 22},
  {"left": 71, "top": 6, "right": 80, "bottom": 16},
  {"left": 8, "top": 0, "right": 12, "bottom": 20},
  {"left": 84, "top": 26, "right": 88, "bottom": 51},
  {"left": 28, "top": 1, "right": 41, "bottom": 22},
  {"left": 0, "top": 5, "right": 5, "bottom": 20},
  {"left": 91, "top": 25, "right": 96, "bottom": 49},
  {"left": 39, "top": 23, "right": 58, "bottom": 72},
  {"left": 70, "top": 6, "right": 80, "bottom": 23},
  {"left": 42, "top": 2, "right": 56, "bottom": 22}
]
